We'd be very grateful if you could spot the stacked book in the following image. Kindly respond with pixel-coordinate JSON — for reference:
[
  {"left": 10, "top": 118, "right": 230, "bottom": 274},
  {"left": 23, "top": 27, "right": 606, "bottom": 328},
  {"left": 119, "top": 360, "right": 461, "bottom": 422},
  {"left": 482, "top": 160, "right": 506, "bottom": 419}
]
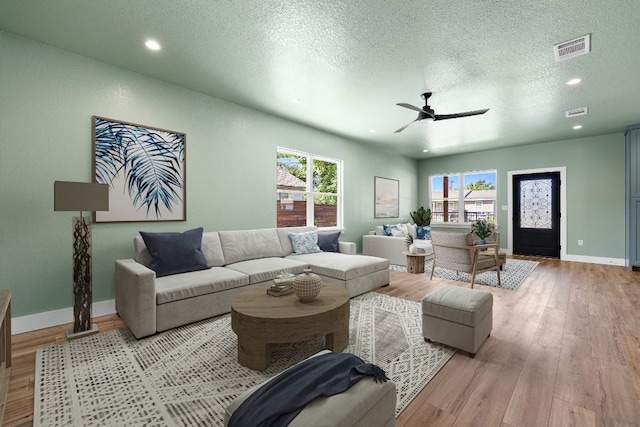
[
  {"left": 273, "top": 273, "right": 295, "bottom": 284},
  {"left": 267, "top": 283, "right": 294, "bottom": 297}
]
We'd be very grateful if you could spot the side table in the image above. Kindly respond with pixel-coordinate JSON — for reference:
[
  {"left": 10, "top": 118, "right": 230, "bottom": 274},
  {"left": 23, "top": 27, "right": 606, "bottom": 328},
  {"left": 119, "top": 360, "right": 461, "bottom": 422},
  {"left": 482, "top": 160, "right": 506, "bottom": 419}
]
[{"left": 402, "top": 251, "right": 430, "bottom": 274}]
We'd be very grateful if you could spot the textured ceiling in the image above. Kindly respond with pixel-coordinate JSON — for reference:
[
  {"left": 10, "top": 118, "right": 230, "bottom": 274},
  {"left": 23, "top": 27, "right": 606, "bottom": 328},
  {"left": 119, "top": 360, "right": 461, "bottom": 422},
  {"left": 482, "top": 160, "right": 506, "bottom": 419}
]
[{"left": 2, "top": 0, "right": 639, "bottom": 158}]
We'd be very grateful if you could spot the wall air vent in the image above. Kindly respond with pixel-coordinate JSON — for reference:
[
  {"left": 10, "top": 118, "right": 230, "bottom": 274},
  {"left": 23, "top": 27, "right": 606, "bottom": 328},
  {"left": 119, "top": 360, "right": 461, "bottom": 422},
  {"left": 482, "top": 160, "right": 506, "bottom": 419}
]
[
  {"left": 554, "top": 34, "right": 591, "bottom": 62},
  {"left": 565, "top": 107, "right": 588, "bottom": 118}
]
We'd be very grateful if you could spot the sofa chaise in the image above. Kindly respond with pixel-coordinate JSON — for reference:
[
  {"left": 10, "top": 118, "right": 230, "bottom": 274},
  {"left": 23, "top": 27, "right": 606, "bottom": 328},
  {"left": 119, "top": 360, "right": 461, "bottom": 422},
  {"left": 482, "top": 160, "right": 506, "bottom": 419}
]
[{"left": 115, "top": 226, "right": 390, "bottom": 339}]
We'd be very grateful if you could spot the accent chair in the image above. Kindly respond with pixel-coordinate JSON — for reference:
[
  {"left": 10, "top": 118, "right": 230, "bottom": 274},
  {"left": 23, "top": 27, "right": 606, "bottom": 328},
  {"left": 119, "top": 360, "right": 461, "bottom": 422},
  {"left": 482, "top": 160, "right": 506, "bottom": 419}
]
[{"left": 429, "top": 231, "right": 501, "bottom": 288}]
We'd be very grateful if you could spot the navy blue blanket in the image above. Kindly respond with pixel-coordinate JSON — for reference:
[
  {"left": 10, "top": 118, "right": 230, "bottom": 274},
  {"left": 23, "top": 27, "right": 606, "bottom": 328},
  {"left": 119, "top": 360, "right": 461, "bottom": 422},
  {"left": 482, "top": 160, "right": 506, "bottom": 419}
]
[{"left": 228, "top": 351, "right": 389, "bottom": 427}]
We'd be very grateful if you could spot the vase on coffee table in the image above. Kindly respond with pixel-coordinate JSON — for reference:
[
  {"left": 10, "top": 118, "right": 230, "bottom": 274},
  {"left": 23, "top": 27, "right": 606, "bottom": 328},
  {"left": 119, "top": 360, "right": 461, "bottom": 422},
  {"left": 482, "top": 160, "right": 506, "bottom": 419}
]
[{"left": 293, "top": 269, "right": 322, "bottom": 302}]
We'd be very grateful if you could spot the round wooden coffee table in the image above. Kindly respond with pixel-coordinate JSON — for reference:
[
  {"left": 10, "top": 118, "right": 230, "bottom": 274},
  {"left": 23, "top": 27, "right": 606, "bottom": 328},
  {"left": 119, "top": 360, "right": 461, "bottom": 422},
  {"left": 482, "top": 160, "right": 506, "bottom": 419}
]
[{"left": 230, "top": 282, "right": 350, "bottom": 371}]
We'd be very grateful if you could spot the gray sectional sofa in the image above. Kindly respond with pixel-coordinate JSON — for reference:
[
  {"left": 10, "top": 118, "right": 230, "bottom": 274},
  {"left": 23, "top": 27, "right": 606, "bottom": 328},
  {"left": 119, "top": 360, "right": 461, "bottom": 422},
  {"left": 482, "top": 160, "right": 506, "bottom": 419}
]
[{"left": 115, "top": 226, "right": 390, "bottom": 339}]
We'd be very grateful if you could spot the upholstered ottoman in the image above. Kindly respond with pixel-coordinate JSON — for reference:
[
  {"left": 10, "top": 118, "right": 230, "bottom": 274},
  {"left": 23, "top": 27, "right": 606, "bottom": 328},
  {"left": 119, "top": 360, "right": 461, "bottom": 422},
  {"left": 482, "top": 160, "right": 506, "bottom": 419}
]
[
  {"left": 224, "top": 350, "right": 397, "bottom": 427},
  {"left": 422, "top": 286, "right": 493, "bottom": 357}
]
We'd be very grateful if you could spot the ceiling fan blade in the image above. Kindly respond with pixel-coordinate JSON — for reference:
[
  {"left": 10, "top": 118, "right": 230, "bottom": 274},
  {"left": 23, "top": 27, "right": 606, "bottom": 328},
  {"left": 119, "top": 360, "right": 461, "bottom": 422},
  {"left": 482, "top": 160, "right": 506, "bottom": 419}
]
[
  {"left": 394, "top": 118, "right": 419, "bottom": 133},
  {"left": 396, "top": 103, "right": 426, "bottom": 113},
  {"left": 434, "top": 108, "right": 489, "bottom": 121}
]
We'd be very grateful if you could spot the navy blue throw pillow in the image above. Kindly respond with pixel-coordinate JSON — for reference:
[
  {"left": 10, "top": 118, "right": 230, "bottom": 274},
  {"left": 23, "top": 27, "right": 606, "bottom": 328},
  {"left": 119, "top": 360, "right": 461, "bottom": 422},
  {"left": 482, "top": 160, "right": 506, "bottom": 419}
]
[
  {"left": 139, "top": 227, "right": 209, "bottom": 277},
  {"left": 317, "top": 230, "right": 341, "bottom": 252}
]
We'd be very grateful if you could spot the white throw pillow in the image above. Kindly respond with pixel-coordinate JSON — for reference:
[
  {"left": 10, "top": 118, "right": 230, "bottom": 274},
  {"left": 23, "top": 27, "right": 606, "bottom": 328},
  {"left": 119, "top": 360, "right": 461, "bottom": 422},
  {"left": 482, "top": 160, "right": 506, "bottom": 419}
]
[
  {"left": 406, "top": 223, "right": 417, "bottom": 240},
  {"left": 391, "top": 228, "right": 404, "bottom": 237}
]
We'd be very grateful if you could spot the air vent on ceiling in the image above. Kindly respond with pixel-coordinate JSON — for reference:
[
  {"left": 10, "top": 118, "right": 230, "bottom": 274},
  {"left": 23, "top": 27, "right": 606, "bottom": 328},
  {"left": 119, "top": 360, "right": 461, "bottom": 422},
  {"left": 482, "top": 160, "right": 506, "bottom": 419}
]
[
  {"left": 554, "top": 34, "right": 591, "bottom": 62},
  {"left": 565, "top": 107, "right": 588, "bottom": 118}
]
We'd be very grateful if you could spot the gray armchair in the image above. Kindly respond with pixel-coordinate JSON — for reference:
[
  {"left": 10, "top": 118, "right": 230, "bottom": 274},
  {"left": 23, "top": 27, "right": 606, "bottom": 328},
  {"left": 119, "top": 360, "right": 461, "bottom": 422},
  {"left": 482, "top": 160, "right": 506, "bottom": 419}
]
[{"left": 430, "top": 231, "right": 501, "bottom": 288}]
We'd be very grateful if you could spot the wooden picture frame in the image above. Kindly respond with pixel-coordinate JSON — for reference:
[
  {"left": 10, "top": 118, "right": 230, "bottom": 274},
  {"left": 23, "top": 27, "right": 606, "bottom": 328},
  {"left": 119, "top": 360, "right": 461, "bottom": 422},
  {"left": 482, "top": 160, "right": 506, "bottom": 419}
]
[
  {"left": 92, "top": 116, "right": 186, "bottom": 222},
  {"left": 374, "top": 176, "right": 399, "bottom": 218}
]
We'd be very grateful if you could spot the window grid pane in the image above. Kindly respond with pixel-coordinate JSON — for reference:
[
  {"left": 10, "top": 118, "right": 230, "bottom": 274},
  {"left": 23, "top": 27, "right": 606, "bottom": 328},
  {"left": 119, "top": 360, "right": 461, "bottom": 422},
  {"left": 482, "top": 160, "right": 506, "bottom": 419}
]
[
  {"left": 277, "top": 149, "right": 342, "bottom": 228},
  {"left": 430, "top": 171, "right": 497, "bottom": 224}
]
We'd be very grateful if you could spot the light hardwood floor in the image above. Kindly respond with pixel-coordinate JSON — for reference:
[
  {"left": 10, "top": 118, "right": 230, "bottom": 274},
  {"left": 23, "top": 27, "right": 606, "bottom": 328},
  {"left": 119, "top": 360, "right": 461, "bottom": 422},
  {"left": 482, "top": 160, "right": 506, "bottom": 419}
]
[{"left": 4, "top": 258, "right": 640, "bottom": 426}]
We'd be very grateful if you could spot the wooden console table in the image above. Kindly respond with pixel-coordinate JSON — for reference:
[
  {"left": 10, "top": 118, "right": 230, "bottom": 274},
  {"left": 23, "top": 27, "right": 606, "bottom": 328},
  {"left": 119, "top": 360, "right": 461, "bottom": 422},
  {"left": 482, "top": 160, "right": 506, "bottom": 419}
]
[{"left": 0, "top": 290, "right": 11, "bottom": 423}]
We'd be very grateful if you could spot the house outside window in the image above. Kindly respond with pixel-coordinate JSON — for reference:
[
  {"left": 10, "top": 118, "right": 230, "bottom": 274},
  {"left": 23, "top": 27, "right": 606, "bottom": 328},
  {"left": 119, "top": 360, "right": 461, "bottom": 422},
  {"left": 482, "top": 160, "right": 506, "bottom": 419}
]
[
  {"left": 276, "top": 148, "right": 342, "bottom": 228},
  {"left": 430, "top": 170, "right": 497, "bottom": 224}
]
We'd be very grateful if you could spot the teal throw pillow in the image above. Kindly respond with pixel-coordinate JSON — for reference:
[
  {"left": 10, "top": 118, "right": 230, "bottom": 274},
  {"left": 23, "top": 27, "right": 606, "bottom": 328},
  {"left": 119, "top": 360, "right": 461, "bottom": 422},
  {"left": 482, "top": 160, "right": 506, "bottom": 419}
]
[{"left": 288, "top": 231, "right": 322, "bottom": 255}]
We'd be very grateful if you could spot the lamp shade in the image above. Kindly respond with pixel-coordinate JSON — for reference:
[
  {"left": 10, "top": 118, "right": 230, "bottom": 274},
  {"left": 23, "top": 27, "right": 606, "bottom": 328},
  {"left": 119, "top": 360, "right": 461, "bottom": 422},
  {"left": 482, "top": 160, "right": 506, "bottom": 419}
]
[{"left": 54, "top": 181, "right": 109, "bottom": 212}]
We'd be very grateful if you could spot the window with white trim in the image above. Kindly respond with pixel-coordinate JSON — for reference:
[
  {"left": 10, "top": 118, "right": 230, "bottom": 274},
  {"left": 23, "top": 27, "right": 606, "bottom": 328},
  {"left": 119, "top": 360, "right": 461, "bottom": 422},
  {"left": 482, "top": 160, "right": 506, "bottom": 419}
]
[
  {"left": 430, "top": 170, "right": 497, "bottom": 224},
  {"left": 276, "top": 148, "right": 343, "bottom": 228}
]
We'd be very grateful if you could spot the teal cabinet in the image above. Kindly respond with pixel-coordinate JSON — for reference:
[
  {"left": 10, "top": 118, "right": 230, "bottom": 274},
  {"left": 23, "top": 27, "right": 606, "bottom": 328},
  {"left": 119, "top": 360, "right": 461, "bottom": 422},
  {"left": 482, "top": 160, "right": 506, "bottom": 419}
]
[{"left": 626, "top": 124, "right": 640, "bottom": 268}]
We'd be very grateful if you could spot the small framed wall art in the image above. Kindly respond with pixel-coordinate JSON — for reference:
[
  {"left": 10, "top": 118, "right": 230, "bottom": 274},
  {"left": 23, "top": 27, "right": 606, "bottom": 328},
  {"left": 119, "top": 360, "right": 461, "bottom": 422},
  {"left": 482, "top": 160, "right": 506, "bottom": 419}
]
[
  {"left": 93, "top": 116, "right": 186, "bottom": 222},
  {"left": 374, "top": 176, "right": 399, "bottom": 218}
]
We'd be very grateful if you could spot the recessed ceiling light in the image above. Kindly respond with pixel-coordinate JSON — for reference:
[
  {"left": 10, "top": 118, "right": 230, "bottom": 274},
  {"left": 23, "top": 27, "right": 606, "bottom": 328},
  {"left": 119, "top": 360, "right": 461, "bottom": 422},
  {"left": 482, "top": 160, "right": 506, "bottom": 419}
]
[
  {"left": 145, "top": 39, "right": 161, "bottom": 51},
  {"left": 369, "top": 129, "right": 377, "bottom": 133},
  {"left": 567, "top": 78, "right": 581, "bottom": 85},
  {"left": 573, "top": 125, "right": 582, "bottom": 130},
  {"left": 291, "top": 98, "right": 301, "bottom": 104},
  {"left": 423, "top": 149, "right": 429, "bottom": 153}
]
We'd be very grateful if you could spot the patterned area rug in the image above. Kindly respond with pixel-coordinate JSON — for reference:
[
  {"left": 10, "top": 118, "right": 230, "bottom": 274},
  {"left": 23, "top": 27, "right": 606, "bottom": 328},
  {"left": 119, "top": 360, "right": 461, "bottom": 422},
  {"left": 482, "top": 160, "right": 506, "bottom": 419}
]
[
  {"left": 35, "top": 292, "right": 454, "bottom": 427},
  {"left": 390, "top": 258, "right": 539, "bottom": 291}
]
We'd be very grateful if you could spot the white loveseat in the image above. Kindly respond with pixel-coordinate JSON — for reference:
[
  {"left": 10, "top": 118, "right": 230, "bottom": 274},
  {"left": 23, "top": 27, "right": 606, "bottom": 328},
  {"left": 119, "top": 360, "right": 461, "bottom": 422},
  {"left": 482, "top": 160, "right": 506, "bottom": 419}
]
[
  {"left": 362, "top": 224, "right": 433, "bottom": 266},
  {"left": 115, "top": 226, "right": 390, "bottom": 339}
]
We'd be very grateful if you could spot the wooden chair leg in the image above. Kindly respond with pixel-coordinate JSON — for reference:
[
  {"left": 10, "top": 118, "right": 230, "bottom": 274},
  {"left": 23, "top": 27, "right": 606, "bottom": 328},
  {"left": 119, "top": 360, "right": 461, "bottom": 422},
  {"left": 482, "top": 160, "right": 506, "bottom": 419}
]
[
  {"left": 470, "top": 249, "right": 480, "bottom": 288},
  {"left": 470, "top": 264, "right": 477, "bottom": 288},
  {"left": 430, "top": 261, "right": 436, "bottom": 280}
]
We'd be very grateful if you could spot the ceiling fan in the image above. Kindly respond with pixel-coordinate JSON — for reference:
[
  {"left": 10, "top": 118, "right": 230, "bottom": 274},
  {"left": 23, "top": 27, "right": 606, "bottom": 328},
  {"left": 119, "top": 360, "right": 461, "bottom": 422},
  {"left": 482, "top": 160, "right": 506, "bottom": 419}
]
[{"left": 394, "top": 92, "right": 489, "bottom": 133}]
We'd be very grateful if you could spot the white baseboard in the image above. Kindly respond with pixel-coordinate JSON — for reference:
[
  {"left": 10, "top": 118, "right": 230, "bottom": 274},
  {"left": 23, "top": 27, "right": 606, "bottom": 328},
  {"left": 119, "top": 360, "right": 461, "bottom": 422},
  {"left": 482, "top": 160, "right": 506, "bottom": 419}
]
[
  {"left": 562, "top": 254, "right": 626, "bottom": 266},
  {"left": 12, "top": 299, "right": 116, "bottom": 335},
  {"left": 502, "top": 249, "right": 625, "bottom": 267}
]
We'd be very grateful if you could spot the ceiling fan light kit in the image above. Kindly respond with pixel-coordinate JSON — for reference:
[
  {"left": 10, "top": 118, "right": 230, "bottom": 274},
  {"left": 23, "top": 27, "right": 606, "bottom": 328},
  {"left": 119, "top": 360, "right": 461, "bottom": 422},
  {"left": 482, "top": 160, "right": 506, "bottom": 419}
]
[{"left": 395, "top": 92, "right": 489, "bottom": 133}]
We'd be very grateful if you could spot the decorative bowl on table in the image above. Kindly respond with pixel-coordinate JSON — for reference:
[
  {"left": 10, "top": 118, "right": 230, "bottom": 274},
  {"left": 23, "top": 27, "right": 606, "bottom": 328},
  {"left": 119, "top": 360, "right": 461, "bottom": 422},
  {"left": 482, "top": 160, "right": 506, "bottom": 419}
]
[{"left": 293, "top": 269, "right": 322, "bottom": 302}]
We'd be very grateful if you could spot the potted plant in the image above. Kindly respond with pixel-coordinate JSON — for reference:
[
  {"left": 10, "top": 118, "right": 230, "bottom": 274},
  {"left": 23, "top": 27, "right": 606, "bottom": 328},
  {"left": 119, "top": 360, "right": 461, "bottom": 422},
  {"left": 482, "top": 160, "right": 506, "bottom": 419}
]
[
  {"left": 471, "top": 219, "right": 495, "bottom": 245},
  {"left": 410, "top": 206, "right": 432, "bottom": 240}
]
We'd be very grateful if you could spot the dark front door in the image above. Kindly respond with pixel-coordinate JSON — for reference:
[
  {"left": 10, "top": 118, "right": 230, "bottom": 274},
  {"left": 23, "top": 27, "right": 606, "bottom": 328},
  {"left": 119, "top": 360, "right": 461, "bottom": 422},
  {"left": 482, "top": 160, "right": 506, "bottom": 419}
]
[{"left": 513, "top": 172, "right": 561, "bottom": 258}]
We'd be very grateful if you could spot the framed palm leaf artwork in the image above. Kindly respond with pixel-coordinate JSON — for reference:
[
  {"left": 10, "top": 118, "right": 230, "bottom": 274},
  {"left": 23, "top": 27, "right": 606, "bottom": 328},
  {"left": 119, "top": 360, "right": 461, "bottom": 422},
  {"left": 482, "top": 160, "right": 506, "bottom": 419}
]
[{"left": 93, "top": 116, "right": 186, "bottom": 222}]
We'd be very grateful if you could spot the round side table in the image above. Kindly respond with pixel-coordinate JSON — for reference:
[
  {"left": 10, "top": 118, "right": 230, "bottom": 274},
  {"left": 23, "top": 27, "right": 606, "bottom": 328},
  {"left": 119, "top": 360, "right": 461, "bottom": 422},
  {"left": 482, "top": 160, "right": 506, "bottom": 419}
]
[{"left": 402, "top": 251, "right": 429, "bottom": 274}]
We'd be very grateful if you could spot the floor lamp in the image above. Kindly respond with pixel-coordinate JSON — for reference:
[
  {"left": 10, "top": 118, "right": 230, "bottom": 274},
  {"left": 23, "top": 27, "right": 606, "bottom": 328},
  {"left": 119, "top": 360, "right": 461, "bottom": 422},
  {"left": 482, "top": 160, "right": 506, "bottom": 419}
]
[{"left": 54, "top": 181, "right": 109, "bottom": 340}]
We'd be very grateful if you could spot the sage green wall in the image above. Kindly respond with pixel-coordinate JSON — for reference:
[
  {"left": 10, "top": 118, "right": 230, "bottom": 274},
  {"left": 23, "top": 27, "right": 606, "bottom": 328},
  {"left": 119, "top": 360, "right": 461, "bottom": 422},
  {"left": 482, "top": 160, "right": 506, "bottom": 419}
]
[
  {"left": 0, "top": 32, "right": 417, "bottom": 318},
  {"left": 417, "top": 133, "right": 626, "bottom": 258}
]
